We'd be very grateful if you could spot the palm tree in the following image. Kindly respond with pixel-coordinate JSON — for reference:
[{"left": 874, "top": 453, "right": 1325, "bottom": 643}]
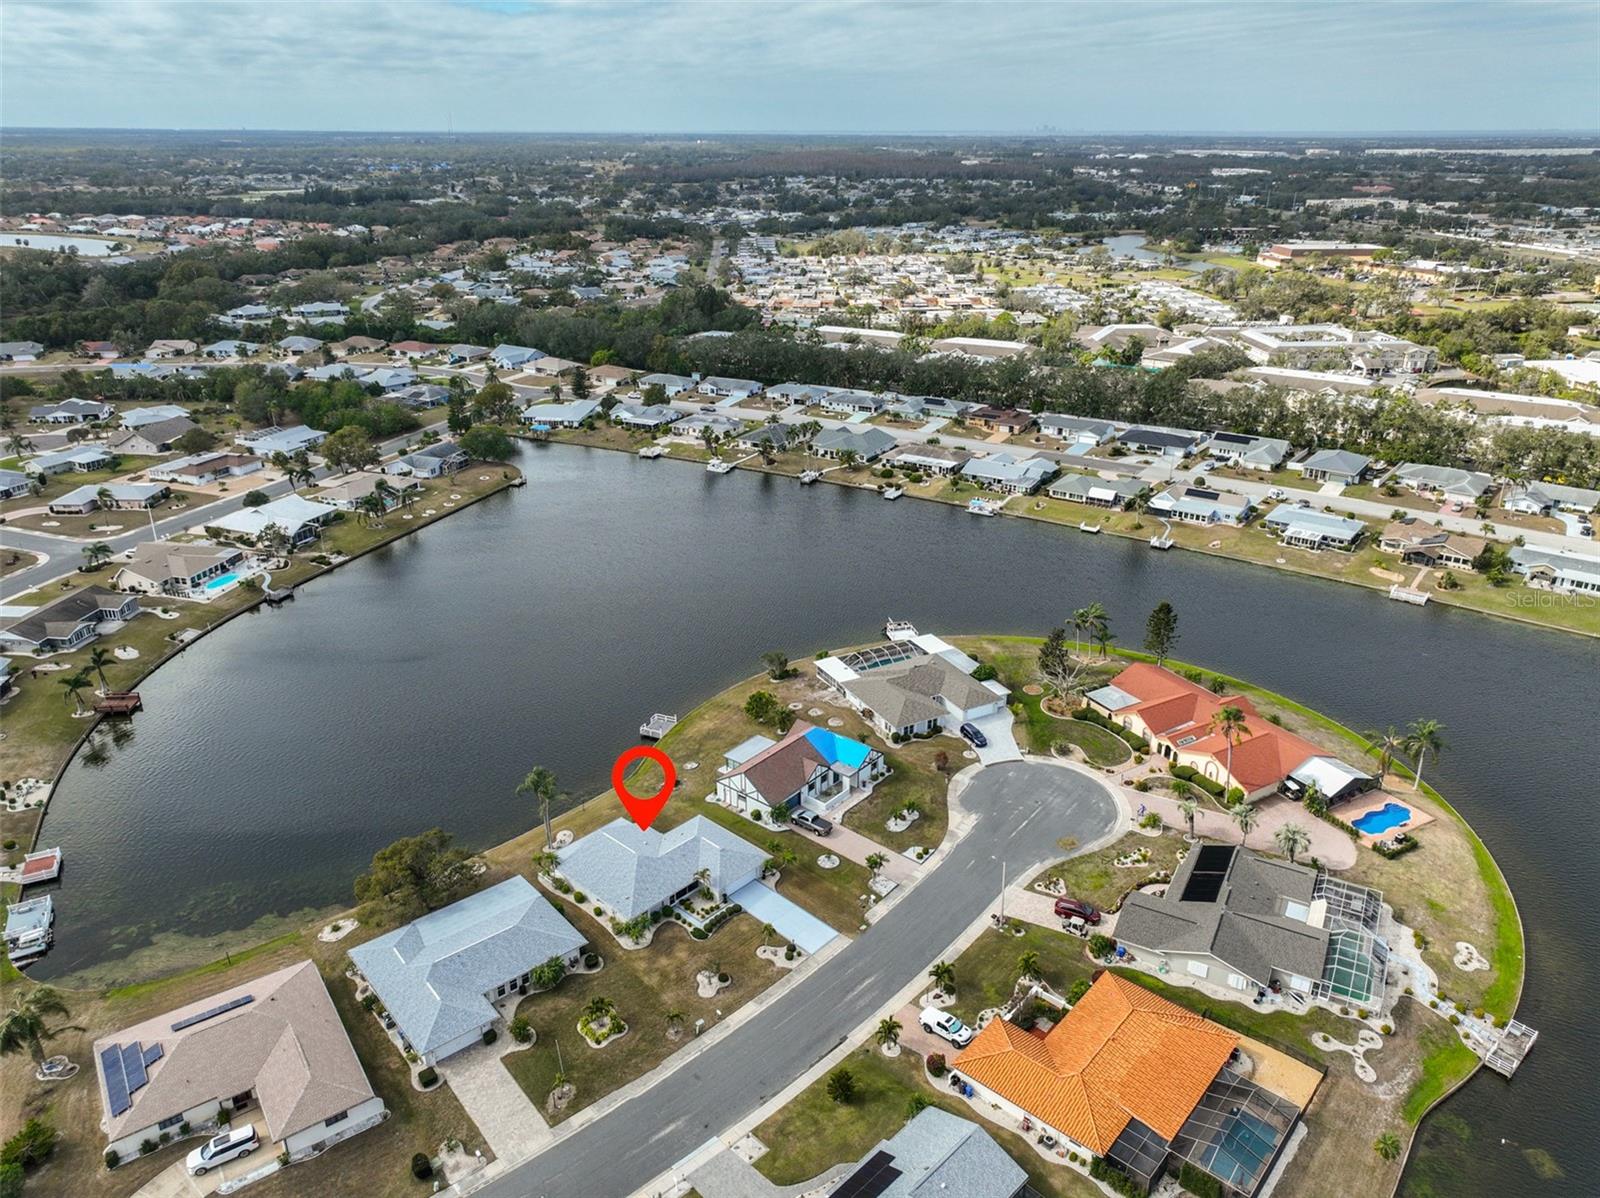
[
  {"left": 59, "top": 670, "right": 91, "bottom": 714},
  {"left": 760, "top": 922, "right": 777, "bottom": 946},
  {"left": 1364, "top": 725, "right": 1406, "bottom": 781},
  {"left": 1211, "top": 705, "right": 1248, "bottom": 792},
  {"left": 87, "top": 646, "right": 114, "bottom": 695},
  {"left": 0, "top": 987, "right": 79, "bottom": 1070},
  {"left": 865, "top": 852, "right": 887, "bottom": 876},
  {"left": 82, "top": 541, "right": 112, "bottom": 570},
  {"left": 583, "top": 995, "right": 616, "bottom": 1024},
  {"left": 1177, "top": 796, "right": 1200, "bottom": 841},
  {"left": 1275, "top": 822, "right": 1311, "bottom": 865},
  {"left": 517, "top": 766, "right": 559, "bottom": 847},
  {"left": 875, "top": 1017, "right": 902, "bottom": 1051},
  {"left": 95, "top": 486, "right": 115, "bottom": 511},
  {"left": 665, "top": 1010, "right": 686, "bottom": 1037},
  {"left": 1374, "top": 1130, "right": 1402, "bottom": 1162},
  {"left": 530, "top": 849, "right": 559, "bottom": 877},
  {"left": 1017, "top": 950, "right": 1042, "bottom": 981},
  {"left": 1232, "top": 802, "right": 1259, "bottom": 846},
  {"left": 928, "top": 960, "right": 956, "bottom": 996},
  {"left": 1404, "top": 719, "right": 1446, "bottom": 794},
  {"left": 1072, "top": 602, "right": 1106, "bottom": 657}
]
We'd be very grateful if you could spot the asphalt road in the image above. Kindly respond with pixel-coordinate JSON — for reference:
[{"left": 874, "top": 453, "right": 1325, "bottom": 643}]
[{"left": 478, "top": 760, "right": 1120, "bottom": 1198}]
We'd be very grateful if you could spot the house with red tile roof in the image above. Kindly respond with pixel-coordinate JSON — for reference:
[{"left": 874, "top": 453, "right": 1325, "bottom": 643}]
[
  {"left": 1085, "top": 663, "right": 1369, "bottom": 802},
  {"left": 950, "top": 972, "right": 1311, "bottom": 1196}
]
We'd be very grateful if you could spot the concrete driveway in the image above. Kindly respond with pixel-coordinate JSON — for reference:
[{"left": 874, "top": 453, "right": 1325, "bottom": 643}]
[
  {"left": 730, "top": 879, "right": 838, "bottom": 955},
  {"left": 478, "top": 760, "right": 1121, "bottom": 1198},
  {"left": 132, "top": 1124, "right": 267, "bottom": 1198},
  {"left": 968, "top": 711, "right": 1022, "bottom": 765},
  {"left": 436, "top": 1037, "right": 552, "bottom": 1162}
]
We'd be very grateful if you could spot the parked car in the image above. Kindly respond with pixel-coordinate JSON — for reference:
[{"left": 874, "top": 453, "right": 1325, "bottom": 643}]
[
  {"left": 1266, "top": 487, "right": 1288, "bottom": 501},
  {"left": 187, "top": 1126, "right": 258, "bottom": 1176},
  {"left": 1053, "top": 896, "right": 1102, "bottom": 924},
  {"left": 920, "top": 1007, "right": 974, "bottom": 1047},
  {"left": 959, "top": 722, "right": 988, "bottom": 748},
  {"left": 791, "top": 809, "right": 833, "bottom": 836}
]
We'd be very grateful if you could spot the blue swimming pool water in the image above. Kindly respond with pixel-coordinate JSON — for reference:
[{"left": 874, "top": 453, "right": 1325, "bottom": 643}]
[
  {"left": 203, "top": 571, "right": 241, "bottom": 592},
  {"left": 1352, "top": 801, "right": 1412, "bottom": 835}
]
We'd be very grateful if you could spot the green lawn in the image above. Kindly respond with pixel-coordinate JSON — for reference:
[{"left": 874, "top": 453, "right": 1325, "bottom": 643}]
[
  {"left": 943, "top": 925, "right": 1096, "bottom": 1028},
  {"left": 753, "top": 1045, "right": 1099, "bottom": 1198},
  {"left": 841, "top": 743, "right": 953, "bottom": 854},
  {"left": 1036, "top": 831, "right": 1188, "bottom": 914},
  {"left": 1401, "top": 1015, "right": 1480, "bottom": 1124},
  {"left": 501, "top": 912, "right": 778, "bottom": 1123}
]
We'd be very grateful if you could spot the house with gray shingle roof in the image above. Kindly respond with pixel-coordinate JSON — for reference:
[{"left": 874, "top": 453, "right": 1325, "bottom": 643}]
[
  {"left": 1047, "top": 472, "right": 1146, "bottom": 509},
  {"left": 812, "top": 425, "right": 896, "bottom": 461},
  {"left": 1295, "top": 447, "right": 1372, "bottom": 486},
  {"left": 348, "top": 877, "right": 586, "bottom": 1066},
  {"left": 556, "top": 817, "right": 765, "bottom": 924},
  {"left": 1390, "top": 463, "right": 1493, "bottom": 502},
  {"left": 1115, "top": 843, "right": 1389, "bottom": 1006},
  {"left": 837, "top": 1107, "right": 1027, "bottom": 1198}
]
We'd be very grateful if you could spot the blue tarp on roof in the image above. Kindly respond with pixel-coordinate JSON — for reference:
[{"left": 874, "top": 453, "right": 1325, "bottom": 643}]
[{"left": 802, "top": 727, "right": 872, "bottom": 770}]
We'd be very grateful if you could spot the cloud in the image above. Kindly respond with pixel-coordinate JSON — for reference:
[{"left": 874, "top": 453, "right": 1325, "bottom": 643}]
[{"left": 2, "top": 0, "right": 1596, "bottom": 132}]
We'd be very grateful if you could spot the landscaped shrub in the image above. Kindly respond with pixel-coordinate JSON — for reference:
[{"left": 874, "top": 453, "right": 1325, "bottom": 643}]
[
  {"left": 482, "top": 1027, "right": 497, "bottom": 1046},
  {"left": 927, "top": 1052, "right": 946, "bottom": 1077},
  {"left": 592, "top": 905, "right": 603, "bottom": 916},
  {"left": 1381, "top": 1024, "right": 1394, "bottom": 1035},
  {"left": 1179, "top": 1161, "right": 1224, "bottom": 1198},
  {"left": 552, "top": 878, "right": 572, "bottom": 894},
  {"left": 104, "top": 1149, "right": 120, "bottom": 1170},
  {"left": 140, "top": 1140, "right": 158, "bottom": 1157},
  {"left": 1225, "top": 786, "right": 1245, "bottom": 806},
  {"left": 691, "top": 927, "right": 709, "bottom": 940},
  {"left": 0, "top": 1122, "right": 55, "bottom": 1173},
  {"left": 1088, "top": 1156, "right": 1142, "bottom": 1198},
  {"left": 0, "top": 840, "right": 15, "bottom": 851},
  {"left": 1373, "top": 837, "right": 1419, "bottom": 859},
  {"left": 583, "top": 952, "right": 600, "bottom": 970},
  {"left": 1088, "top": 933, "right": 1116, "bottom": 959},
  {"left": 411, "top": 1152, "right": 433, "bottom": 1180},
  {"left": 971, "top": 661, "right": 998, "bottom": 682},
  {"left": 0, "top": 1163, "right": 21, "bottom": 1198},
  {"left": 1073, "top": 707, "right": 1149, "bottom": 751},
  {"left": 361, "top": 993, "right": 380, "bottom": 1012},
  {"left": 1065, "top": 977, "right": 1092, "bottom": 1005},
  {"left": 417, "top": 1067, "right": 438, "bottom": 1088},
  {"left": 573, "top": 891, "right": 587, "bottom": 904},
  {"left": 784, "top": 944, "right": 796, "bottom": 961},
  {"left": 1139, "top": 812, "right": 1161, "bottom": 829},
  {"left": 1168, "top": 762, "right": 1225, "bottom": 798}
]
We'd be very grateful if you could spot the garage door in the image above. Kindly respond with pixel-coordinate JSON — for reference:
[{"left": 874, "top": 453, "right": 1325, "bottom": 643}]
[{"left": 728, "top": 880, "right": 838, "bottom": 955}]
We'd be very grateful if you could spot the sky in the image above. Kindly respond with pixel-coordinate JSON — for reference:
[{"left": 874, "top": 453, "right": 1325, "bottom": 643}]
[{"left": 3, "top": 0, "right": 1598, "bottom": 135}]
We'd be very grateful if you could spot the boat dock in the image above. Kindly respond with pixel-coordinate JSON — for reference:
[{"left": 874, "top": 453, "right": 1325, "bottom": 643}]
[
  {"left": 94, "top": 690, "right": 143, "bottom": 715},
  {"left": 1485, "top": 1019, "right": 1539, "bottom": 1077},
  {"left": 0, "top": 847, "right": 62, "bottom": 887},
  {"left": 1387, "top": 585, "right": 1431, "bottom": 606},
  {"left": 640, "top": 712, "right": 679, "bottom": 739}
]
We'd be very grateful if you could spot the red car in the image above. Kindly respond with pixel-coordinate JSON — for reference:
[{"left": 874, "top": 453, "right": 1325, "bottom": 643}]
[{"left": 1054, "top": 897, "right": 1101, "bottom": 924}]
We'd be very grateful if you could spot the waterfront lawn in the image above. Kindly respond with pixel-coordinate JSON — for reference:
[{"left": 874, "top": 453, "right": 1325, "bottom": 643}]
[
  {"left": 1007, "top": 677, "right": 1128, "bottom": 766},
  {"left": 1034, "top": 831, "right": 1188, "bottom": 914},
  {"left": 752, "top": 1044, "right": 1099, "bottom": 1198},
  {"left": 500, "top": 912, "right": 777, "bottom": 1124},
  {"left": 841, "top": 741, "right": 953, "bottom": 855}
]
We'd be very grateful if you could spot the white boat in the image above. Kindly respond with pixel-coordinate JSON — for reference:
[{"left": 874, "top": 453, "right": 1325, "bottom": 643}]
[
  {"left": 1078, "top": 521, "right": 1102, "bottom": 534},
  {"left": 637, "top": 445, "right": 664, "bottom": 459},
  {"left": 5, "top": 895, "right": 54, "bottom": 965},
  {"left": 1149, "top": 534, "right": 1174, "bottom": 550},
  {"left": 884, "top": 619, "right": 919, "bottom": 639},
  {"left": 798, "top": 470, "right": 821, "bottom": 484},
  {"left": 968, "top": 498, "right": 1003, "bottom": 516},
  {"left": 706, "top": 457, "right": 734, "bottom": 474},
  {"left": 882, "top": 487, "right": 903, "bottom": 500}
]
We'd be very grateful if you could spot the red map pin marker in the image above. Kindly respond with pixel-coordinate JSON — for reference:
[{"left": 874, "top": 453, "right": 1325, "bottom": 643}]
[{"left": 612, "top": 745, "right": 676, "bottom": 830}]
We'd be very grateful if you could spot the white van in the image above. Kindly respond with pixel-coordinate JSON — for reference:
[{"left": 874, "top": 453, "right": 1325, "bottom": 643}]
[{"left": 186, "top": 1125, "right": 259, "bottom": 1176}]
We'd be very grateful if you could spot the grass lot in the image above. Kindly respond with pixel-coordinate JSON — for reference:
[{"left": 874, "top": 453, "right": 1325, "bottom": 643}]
[
  {"left": 943, "top": 925, "right": 1095, "bottom": 1028},
  {"left": 752, "top": 1045, "right": 1099, "bottom": 1198},
  {"left": 500, "top": 912, "right": 781, "bottom": 1123},
  {"left": 1007, "top": 675, "right": 1129, "bottom": 767},
  {"left": 1036, "top": 831, "right": 1188, "bottom": 914},
  {"left": 841, "top": 741, "right": 954, "bottom": 854}
]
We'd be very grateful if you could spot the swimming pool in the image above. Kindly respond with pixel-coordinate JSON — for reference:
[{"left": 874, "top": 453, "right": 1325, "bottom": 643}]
[
  {"left": 203, "top": 571, "right": 241, "bottom": 593},
  {"left": 1352, "top": 801, "right": 1413, "bottom": 835}
]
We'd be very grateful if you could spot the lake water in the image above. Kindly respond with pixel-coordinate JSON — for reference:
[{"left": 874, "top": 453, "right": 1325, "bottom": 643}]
[
  {"left": 1, "top": 232, "right": 125, "bottom": 256},
  {"left": 39, "top": 443, "right": 1600, "bottom": 1195},
  {"left": 1082, "top": 233, "right": 1209, "bottom": 272}
]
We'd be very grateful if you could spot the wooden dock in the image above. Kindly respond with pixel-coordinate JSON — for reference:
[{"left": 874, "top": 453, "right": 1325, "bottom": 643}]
[
  {"left": 1485, "top": 1019, "right": 1539, "bottom": 1077},
  {"left": 94, "top": 691, "right": 142, "bottom": 715},
  {"left": 639, "top": 713, "right": 678, "bottom": 739}
]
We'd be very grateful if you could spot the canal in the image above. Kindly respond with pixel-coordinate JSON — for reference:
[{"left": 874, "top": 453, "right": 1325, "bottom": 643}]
[{"left": 40, "top": 442, "right": 1599, "bottom": 1195}]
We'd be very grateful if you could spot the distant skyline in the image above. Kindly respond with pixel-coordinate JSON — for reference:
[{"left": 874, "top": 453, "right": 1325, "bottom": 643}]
[{"left": 4, "top": 0, "right": 1598, "bottom": 135}]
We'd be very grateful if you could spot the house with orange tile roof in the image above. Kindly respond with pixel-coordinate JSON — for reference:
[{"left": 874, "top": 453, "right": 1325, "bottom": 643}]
[
  {"left": 950, "top": 972, "right": 1310, "bottom": 1196},
  {"left": 1085, "top": 663, "right": 1372, "bottom": 802}
]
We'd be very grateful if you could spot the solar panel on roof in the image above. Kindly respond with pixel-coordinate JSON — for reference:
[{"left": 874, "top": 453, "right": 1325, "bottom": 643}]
[
  {"left": 832, "top": 1150, "right": 902, "bottom": 1198},
  {"left": 101, "top": 1045, "right": 130, "bottom": 1117},
  {"left": 170, "top": 993, "right": 254, "bottom": 1032},
  {"left": 142, "top": 1042, "right": 164, "bottom": 1067},
  {"left": 122, "top": 1042, "right": 148, "bottom": 1093}
]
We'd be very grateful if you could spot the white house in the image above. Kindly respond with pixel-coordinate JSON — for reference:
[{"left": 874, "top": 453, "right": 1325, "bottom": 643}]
[
  {"left": 557, "top": 817, "right": 766, "bottom": 923},
  {"left": 817, "top": 633, "right": 1009, "bottom": 739},
  {"left": 715, "top": 723, "right": 887, "bottom": 819}
]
